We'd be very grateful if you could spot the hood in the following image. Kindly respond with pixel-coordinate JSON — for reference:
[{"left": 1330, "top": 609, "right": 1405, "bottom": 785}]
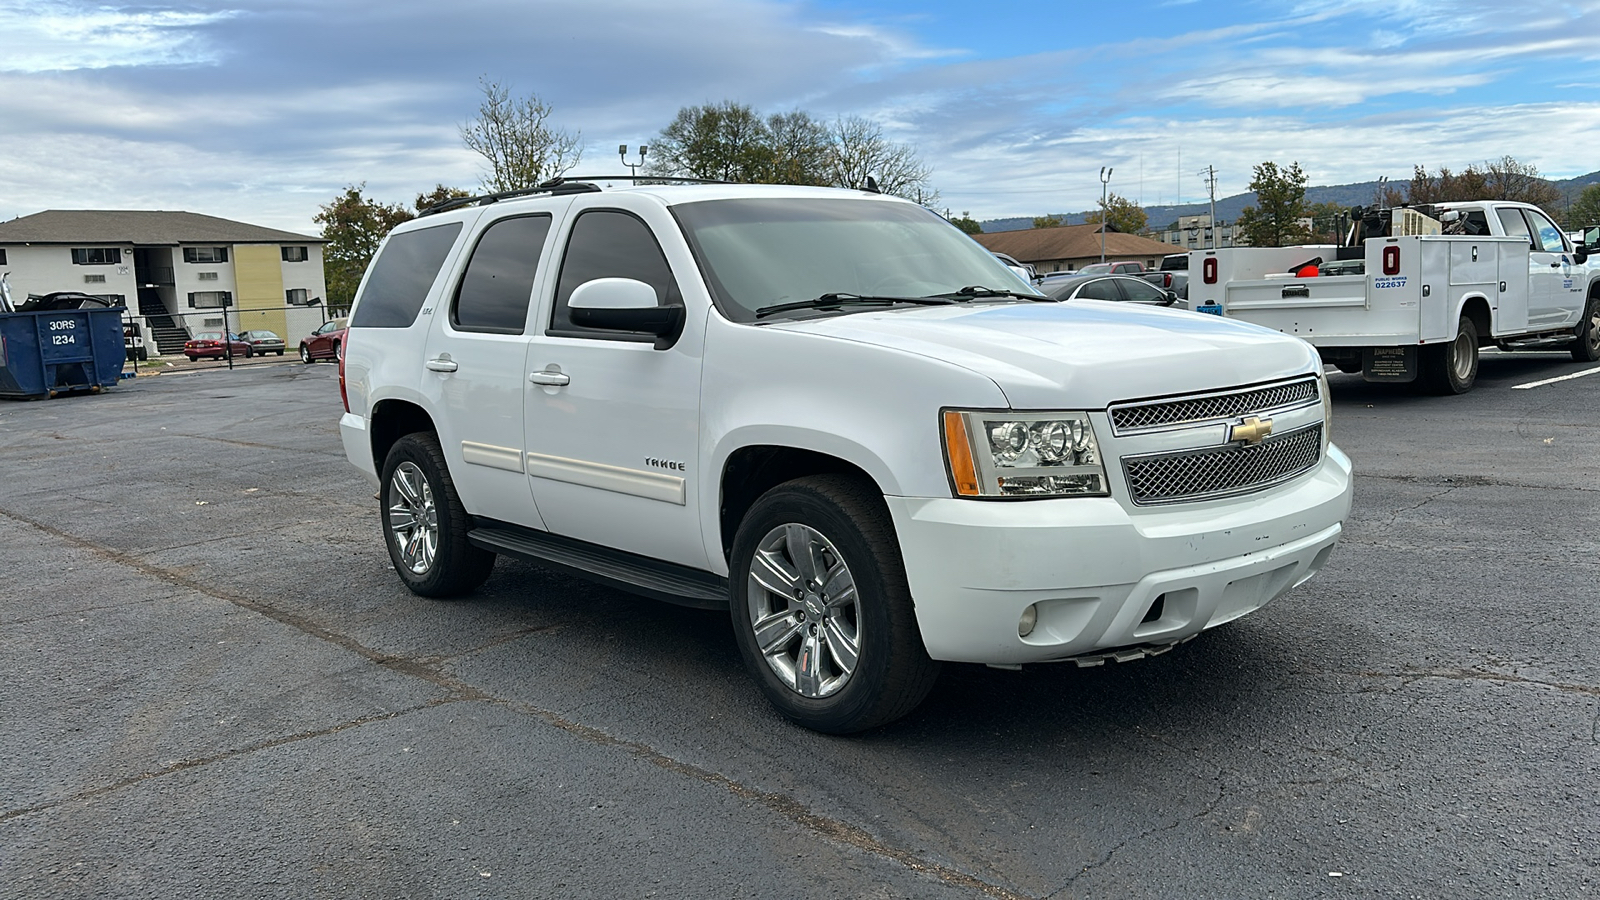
[{"left": 774, "top": 300, "right": 1320, "bottom": 409}]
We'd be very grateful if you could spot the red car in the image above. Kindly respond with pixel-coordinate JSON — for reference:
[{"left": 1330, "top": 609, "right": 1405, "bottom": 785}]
[
  {"left": 299, "top": 318, "right": 347, "bottom": 363},
  {"left": 184, "top": 331, "right": 253, "bottom": 360}
]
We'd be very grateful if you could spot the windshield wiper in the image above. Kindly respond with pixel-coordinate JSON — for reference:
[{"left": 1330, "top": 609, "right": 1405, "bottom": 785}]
[
  {"left": 754, "top": 292, "right": 957, "bottom": 319},
  {"left": 929, "top": 285, "right": 1048, "bottom": 301}
]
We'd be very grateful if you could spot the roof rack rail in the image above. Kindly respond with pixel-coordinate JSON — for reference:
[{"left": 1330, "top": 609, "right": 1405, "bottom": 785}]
[{"left": 418, "top": 175, "right": 733, "bottom": 217}]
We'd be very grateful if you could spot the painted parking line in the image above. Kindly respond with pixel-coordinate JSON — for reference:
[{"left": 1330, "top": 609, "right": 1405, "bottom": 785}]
[{"left": 1511, "top": 366, "right": 1600, "bottom": 390}]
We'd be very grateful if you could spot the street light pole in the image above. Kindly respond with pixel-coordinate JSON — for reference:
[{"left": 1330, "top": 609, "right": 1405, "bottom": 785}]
[
  {"left": 1099, "top": 166, "right": 1114, "bottom": 263},
  {"left": 620, "top": 144, "right": 648, "bottom": 178}
]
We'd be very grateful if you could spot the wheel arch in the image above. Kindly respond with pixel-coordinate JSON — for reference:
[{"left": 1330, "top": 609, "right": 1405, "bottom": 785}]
[
  {"left": 716, "top": 440, "right": 894, "bottom": 566},
  {"left": 370, "top": 398, "right": 437, "bottom": 473},
  {"left": 1458, "top": 293, "right": 1492, "bottom": 344}
]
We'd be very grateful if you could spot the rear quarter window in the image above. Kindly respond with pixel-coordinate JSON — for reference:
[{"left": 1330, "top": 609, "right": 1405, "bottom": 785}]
[{"left": 351, "top": 223, "right": 463, "bottom": 328}]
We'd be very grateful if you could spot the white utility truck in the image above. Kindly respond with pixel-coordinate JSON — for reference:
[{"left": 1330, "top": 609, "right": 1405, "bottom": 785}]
[{"left": 1187, "top": 201, "right": 1600, "bottom": 393}]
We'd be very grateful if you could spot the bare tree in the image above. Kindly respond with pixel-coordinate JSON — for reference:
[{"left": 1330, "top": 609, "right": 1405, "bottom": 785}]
[
  {"left": 460, "top": 78, "right": 582, "bottom": 193},
  {"left": 648, "top": 101, "right": 775, "bottom": 182},
  {"left": 765, "top": 110, "right": 831, "bottom": 185},
  {"left": 824, "top": 116, "right": 937, "bottom": 206}
]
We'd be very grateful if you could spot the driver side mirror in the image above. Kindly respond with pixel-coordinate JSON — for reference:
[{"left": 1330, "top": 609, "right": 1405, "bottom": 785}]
[
  {"left": 1164, "top": 290, "right": 1179, "bottom": 306},
  {"left": 568, "top": 277, "right": 685, "bottom": 350}
]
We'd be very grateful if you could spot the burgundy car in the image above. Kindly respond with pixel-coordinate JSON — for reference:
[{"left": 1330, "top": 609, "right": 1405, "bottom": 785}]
[
  {"left": 299, "top": 318, "right": 347, "bottom": 363},
  {"left": 184, "top": 331, "right": 253, "bottom": 360}
]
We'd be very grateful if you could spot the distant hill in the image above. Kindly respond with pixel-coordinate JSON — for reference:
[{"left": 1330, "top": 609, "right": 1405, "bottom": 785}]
[{"left": 980, "top": 170, "right": 1600, "bottom": 234}]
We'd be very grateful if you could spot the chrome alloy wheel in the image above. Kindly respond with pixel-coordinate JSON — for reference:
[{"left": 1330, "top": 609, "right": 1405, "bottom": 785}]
[
  {"left": 1452, "top": 328, "right": 1475, "bottom": 381},
  {"left": 746, "top": 523, "right": 861, "bottom": 699},
  {"left": 1587, "top": 305, "right": 1600, "bottom": 354},
  {"left": 387, "top": 461, "right": 439, "bottom": 575}
]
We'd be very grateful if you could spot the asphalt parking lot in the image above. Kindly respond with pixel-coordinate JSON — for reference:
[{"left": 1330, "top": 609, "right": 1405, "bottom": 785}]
[{"left": 2, "top": 353, "right": 1596, "bottom": 899}]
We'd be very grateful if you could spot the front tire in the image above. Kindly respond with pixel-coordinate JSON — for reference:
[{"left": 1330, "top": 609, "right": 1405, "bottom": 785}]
[
  {"left": 1572, "top": 294, "right": 1600, "bottom": 362},
  {"left": 299, "top": 345, "right": 312, "bottom": 364},
  {"left": 1423, "top": 315, "right": 1478, "bottom": 394},
  {"left": 380, "top": 433, "right": 494, "bottom": 598},
  {"left": 729, "top": 475, "right": 939, "bottom": 734}
]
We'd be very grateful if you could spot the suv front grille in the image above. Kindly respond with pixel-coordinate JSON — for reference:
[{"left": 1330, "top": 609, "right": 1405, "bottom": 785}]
[
  {"left": 1122, "top": 424, "right": 1322, "bottom": 505},
  {"left": 1109, "top": 378, "right": 1319, "bottom": 434}
]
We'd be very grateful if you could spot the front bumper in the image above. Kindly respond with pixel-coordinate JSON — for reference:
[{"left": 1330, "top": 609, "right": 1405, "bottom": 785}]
[{"left": 887, "top": 444, "right": 1352, "bottom": 664}]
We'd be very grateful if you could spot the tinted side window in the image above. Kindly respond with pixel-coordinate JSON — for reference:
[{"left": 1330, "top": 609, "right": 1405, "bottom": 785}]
[
  {"left": 453, "top": 215, "right": 551, "bottom": 334},
  {"left": 351, "top": 223, "right": 462, "bottom": 328},
  {"left": 1120, "top": 279, "right": 1167, "bottom": 302},
  {"left": 551, "top": 210, "right": 680, "bottom": 337},
  {"left": 1496, "top": 208, "right": 1533, "bottom": 247},
  {"left": 1076, "top": 279, "right": 1122, "bottom": 301}
]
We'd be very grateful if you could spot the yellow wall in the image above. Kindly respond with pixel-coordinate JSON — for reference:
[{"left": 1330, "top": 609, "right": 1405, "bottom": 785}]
[{"left": 232, "top": 244, "right": 287, "bottom": 337}]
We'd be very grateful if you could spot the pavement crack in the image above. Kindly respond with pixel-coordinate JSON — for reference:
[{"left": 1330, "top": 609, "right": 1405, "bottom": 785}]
[
  {"left": 0, "top": 702, "right": 444, "bottom": 823},
  {"left": 1302, "top": 667, "right": 1600, "bottom": 697},
  {"left": 499, "top": 699, "right": 1030, "bottom": 900},
  {"left": 1353, "top": 471, "right": 1600, "bottom": 494},
  {"left": 166, "top": 432, "right": 346, "bottom": 457},
  {"left": 0, "top": 505, "right": 486, "bottom": 702}
]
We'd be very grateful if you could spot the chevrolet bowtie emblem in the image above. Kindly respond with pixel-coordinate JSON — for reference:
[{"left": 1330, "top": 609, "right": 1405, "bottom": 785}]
[{"left": 1229, "top": 416, "right": 1273, "bottom": 446}]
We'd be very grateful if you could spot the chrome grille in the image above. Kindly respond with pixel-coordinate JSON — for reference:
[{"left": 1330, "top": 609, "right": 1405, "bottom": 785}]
[
  {"left": 1109, "top": 378, "right": 1319, "bottom": 434},
  {"left": 1122, "top": 424, "right": 1322, "bottom": 505}
]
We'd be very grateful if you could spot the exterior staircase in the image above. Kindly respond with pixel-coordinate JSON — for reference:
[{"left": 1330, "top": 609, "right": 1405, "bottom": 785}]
[{"left": 138, "top": 294, "right": 190, "bottom": 355}]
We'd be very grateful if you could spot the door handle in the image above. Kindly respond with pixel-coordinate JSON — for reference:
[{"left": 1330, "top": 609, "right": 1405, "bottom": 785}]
[
  {"left": 1551, "top": 262, "right": 1562, "bottom": 269},
  {"left": 528, "top": 369, "right": 570, "bottom": 386},
  {"left": 425, "top": 356, "right": 458, "bottom": 372}
]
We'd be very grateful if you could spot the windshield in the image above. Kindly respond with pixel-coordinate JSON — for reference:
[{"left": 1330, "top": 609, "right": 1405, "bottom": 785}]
[{"left": 672, "top": 198, "right": 1040, "bottom": 322}]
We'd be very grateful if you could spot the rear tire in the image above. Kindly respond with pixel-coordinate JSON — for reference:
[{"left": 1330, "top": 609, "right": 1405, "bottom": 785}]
[
  {"left": 729, "top": 474, "right": 940, "bottom": 733},
  {"left": 1572, "top": 294, "right": 1600, "bottom": 362},
  {"left": 380, "top": 433, "right": 494, "bottom": 598},
  {"left": 1423, "top": 315, "right": 1478, "bottom": 394}
]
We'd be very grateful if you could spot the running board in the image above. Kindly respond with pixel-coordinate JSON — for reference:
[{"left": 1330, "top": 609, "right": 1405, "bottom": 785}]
[
  {"left": 468, "top": 522, "right": 729, "bottom": 610},
  {"left": 1500, "top": 333, "right": 1579, "bottom": 350}
]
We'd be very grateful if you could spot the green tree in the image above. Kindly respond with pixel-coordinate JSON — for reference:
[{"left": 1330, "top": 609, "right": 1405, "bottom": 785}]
[
  {"left": 1564, "top": 184, "right": 1600, "bottom": 230},
  {"left": 650, "top": 101, "right": 777, "bottom": 182},
  {"left": 1084, "top": 192, "right": 1147, "bottom": 234},
  {"left": 315, "top": 184, "right": 414, "bottom": 309},
  {"left": 1306, "top": 201, "right": 1348, "bottom": 243},
  {"left": 414, "top": 184, "right": 471, "bottom": 213},
  {"left": 1236, "top": 161, "right": 1311, "bottom": 247},
  {"left": 949, "top": 212, "right": 982, "bottom": 235},
  {"left": 460, "top": 77, "right": 582, "bottom": 193},
  {"left": 1032, "top": 214, "right": 1064, "bottom": 229}
]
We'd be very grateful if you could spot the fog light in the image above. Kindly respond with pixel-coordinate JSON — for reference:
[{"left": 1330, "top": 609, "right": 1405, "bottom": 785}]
[{"left": 1018, "top": 604, "right": 1038, "bottom": 638}]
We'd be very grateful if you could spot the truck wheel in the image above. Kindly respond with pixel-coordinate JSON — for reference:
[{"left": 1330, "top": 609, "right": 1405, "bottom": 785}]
[
  {"left": 729, "top": 474, "right": 940, "bottom": 734},
  {"left": 1571, "top": 295, "right": 1600, "bottom": 362},
  {"left": 1423, "top": 315, "right": 1478, "bottom": 394},
  {"left": 380, "top": 432, "right": 494, "bottom": 597}
]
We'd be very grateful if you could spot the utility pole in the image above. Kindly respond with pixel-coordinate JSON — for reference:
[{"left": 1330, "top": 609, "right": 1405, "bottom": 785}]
[
  {"left": 1099, "top": 167, "right": 1114, "bottom": 263},
  {"left": 1203, "top": 165, "right": 1218, "bottom": 249}
]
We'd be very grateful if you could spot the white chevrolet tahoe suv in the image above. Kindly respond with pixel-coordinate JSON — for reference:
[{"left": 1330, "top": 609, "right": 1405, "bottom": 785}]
[{"left": 338, "top": 180, "right": 1353, "bottom": 733}]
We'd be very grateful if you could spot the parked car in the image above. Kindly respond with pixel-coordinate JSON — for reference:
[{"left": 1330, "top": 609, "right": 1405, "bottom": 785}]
[
  {"left": 300, "top": 318, "right": 347, "bottom": 363},
  {"left": 184, "top": 331, "right": 253, "bottom": 360},
  {"left": 1075, "top": 261, "right": 1147, "bottom": 276},
  {"left": 239, "top": 330, "right": 286, "bottom": 356},
  {"left": 1158, "top": 253, "right": 1188, "bottom": 271},
  {"left": 1042, "top": 273, "right": 1181, "bottom": 306}
]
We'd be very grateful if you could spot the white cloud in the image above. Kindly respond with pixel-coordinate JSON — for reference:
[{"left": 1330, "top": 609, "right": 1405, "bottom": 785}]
[{"left": 0, "top": 1, "right": 236, "bottom": 72}]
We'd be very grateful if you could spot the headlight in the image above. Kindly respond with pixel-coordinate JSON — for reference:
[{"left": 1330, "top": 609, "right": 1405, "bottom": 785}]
[
  {"left": 1317, "top": 368, "right": 1332, "bottom": 449},
  {"left": 942, "top": 410, "right": 1109, "bottom": 498}
]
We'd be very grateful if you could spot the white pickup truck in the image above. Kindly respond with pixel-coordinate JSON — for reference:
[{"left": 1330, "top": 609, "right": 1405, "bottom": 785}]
[
  {"left": 1187, "top": 201, "right": 1600, "bottom": 392},
  {"left": 339, "top": 180, "right": 1352, "bottom": 732}
]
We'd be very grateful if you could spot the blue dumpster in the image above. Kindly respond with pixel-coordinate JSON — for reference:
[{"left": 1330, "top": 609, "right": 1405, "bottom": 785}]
[{"left": 0, "top": 307, "right": 128, "bottom": 400}]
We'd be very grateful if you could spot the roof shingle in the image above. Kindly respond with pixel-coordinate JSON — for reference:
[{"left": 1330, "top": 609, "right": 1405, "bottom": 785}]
[
  {"left": 972, "top": 224, "right": 1179, "bottom": 263},
  {"left": 0, "top": 210, "right": 322, "bottom": 245}
]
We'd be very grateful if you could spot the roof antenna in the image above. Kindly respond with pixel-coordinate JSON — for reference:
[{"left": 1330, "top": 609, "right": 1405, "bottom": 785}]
[{"left": 864, "top": 176, "right": 881, "bottom": 194}]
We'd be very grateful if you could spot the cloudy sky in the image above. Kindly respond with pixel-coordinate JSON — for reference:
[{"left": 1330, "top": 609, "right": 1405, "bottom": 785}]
[{"left": 3, "top": 0, "right": 1599, "bottom": 235}]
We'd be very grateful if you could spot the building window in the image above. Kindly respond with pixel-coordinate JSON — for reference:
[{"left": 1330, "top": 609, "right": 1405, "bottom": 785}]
[
  {"left": 282, "top": 246, "right": 308, "bottom": 262},
  {"left": 71, "top": 247, "right": 122, "bottom": 265},
  {"left": 84, "top": 273, "right": 106, "bottom": 284},
  {"left": 0, "top": 249, "right": 6, "bottom": 264},
  {"left": 183, "top": 247, "right": 228, "bottom": 264},
  {"left": 188, "top": 291, "right": 232, "bottom": 308},
  {"left": 198, "top": 272, "right": 219, "bottom": 281},
  {"left": 203, "top": 317, "right": 225, "bottom": 328},
  {"left": 286, "top": 288, "right": 309, "bottom": 305}
]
